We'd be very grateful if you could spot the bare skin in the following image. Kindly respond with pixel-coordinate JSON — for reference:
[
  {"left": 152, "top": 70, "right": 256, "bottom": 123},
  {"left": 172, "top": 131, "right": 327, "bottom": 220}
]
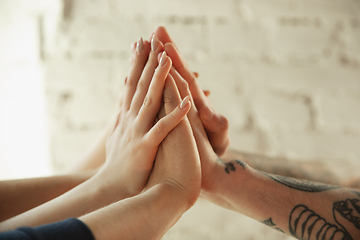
[
  {"left": 0, "top": 38, "right": 191, "bottom": 231},
  {"left": 0, "top": 171, "right": 94, "bottom": 222},
  {"left": 156, "top": 26, "right": 360, "bottom": 240},
  {"left": 81, "top": 70, "right": 201, "bottom": 240}
]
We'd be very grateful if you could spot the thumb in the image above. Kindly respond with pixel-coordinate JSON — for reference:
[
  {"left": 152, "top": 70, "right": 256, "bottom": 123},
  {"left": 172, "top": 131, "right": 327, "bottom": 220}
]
[{"left": 199, "top": 106, "right": 230, "bottom": 156}]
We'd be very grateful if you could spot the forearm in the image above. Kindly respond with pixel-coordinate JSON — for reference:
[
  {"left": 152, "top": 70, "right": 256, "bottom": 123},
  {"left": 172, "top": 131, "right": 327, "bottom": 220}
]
[
  {"left": 202, "top": 159, "right": 360, "bottom": 239},
  {"left": 81, "top": 183, "right": 187, "bottom": 240},
  {"left": 0, "top": 171, "right": 94, "bottom": 222},
  {"left": 223, "top": 149, "right": 347, "bottom": 186},
  {"left": 0, "top": 172, "right": 130, "bottom": 232}
]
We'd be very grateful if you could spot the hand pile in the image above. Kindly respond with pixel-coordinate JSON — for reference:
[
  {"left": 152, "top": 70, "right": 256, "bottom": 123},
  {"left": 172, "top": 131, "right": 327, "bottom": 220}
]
[{"left": 98, "top": 26, "right": 231, "bottom": 210}]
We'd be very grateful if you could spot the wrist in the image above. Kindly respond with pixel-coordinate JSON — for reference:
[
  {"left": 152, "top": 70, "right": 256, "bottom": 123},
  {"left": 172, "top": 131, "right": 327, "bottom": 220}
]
[
  {"left": 81, "top": 183, "right": 189, "bottom": 240},
  {"left": 86, "top": 171, "right": 133, "bottom": 206},
  {"left": 200, "top": 159, "right": 253, "bottom": 212}
]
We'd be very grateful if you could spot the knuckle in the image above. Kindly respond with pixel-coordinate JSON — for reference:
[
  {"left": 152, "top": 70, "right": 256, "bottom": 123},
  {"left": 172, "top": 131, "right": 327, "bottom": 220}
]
[
  {"left": 136, "top": 79, "right": 146, "bottom": 92},
  {"left": 180, "top": 80, "right": 189, "bottom": 92},
  {"left": 187, "top": 75, "right": 196, "bottom": 86},
  {"left": 221, "top": 116, "right": 229, "bottom": 128},
  {"left": 163, "top": 94, "right": 175, "bottom": 104},
  {"left": 126, "top": 77, "right": 137, "bottom": 88},
  {"left": 156, "top": 121, "right": 165, "bottom": 133},
  {"left": 143, "top": 95, "right": 152, "bottom": 106}
]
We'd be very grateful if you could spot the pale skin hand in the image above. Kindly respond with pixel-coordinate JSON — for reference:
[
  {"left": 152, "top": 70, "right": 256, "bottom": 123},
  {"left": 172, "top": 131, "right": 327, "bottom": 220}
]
[
  {"left": 155, "top": 26, "right": 230, "bottom": 156},
  {"left": 168, "top": 66, "right": 221, "bottom": 192},
  {"left": 0, "top": 37, "right": 190, "bottom": 231},
  {"left": 145, "top": 74, "right": 202, "bottom": 210},
  {"left": 80, "top": 59, "right": 201, "bottom": 240},
  {"left": 0, "top": 171, "right": 94, "bottom": 222}
]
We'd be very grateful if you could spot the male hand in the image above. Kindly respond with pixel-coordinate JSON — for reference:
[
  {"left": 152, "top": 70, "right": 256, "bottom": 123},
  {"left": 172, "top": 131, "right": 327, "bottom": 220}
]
[{"left": 154, "top": 26, "right": 230, "bottom": 156}]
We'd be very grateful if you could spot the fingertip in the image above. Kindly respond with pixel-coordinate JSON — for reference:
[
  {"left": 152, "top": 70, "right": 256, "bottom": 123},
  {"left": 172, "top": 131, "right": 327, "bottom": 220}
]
[
  {"left": 180, "top": 95, "right": 191, "bottom": 109},
  {"left": 203, "top": 90, "right": 211, "bottom": 97}
]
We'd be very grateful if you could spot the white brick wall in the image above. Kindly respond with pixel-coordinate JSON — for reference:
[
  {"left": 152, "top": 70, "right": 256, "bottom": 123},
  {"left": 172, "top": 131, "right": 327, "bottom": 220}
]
[{"left": 1, "top": 0, "right": 359, "bottom": 239}]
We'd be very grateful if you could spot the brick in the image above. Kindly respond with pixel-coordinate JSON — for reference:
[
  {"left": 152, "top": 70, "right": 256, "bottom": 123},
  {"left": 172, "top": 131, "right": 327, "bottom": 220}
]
[
  {"left": 209, "top": 20, "right": 266, "bottom": 55},
  {"left": 249, "top": 87, "right": 311, "bottom": 130},
  {"left": 246, "top": 0, "right": 360, "bottom": 18},
  {"left": 50, "top": 130, "right": 102, "bottom": 173},
  {"left": 319, "top": 92, "right": 360, "bottom": 130},
  {"left": 109, "top": 0, "right": 236, "bottom": 17},
  {"left": 278, "top": 129, "right": 360, "bottom": 164},
  {"left": 245, "top": 64, "right": 360, "bottom": 95},
  {"left": 45, "top": 59, "right": 113, "bottom": 89}
]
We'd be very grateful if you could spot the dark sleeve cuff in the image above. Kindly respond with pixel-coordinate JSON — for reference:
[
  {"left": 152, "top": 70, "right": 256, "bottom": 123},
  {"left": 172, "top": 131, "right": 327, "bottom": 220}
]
[{"left": 0, "top": 218, "right": 95, "bottom": 240}]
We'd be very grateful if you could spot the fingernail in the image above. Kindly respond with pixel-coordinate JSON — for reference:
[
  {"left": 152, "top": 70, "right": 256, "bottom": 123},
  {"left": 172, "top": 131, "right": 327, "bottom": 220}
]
[
  {"left": 137, "top": 37, "right": 143, "bottom": 54},
  {"left": 159, "top": 51, "right": 167, "bottom": 66},
  {"left": 180, "top": 95, "right": 190, "bottom": 109},
  {"left": 151, "top": 34, "right": 158, "bottom": 52}
]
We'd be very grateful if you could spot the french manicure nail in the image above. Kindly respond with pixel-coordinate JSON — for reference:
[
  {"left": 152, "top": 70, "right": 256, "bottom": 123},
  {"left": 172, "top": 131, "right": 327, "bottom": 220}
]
[
  {"left": 180, "top": 95, "right": 190, "bottom": 109},
  {"left": 159, "top": 51, "right": 167, "bottom": 66},
  {"left": 136, "top": 37, "right": 143, "bottom": 54},
  {"left": 151, "top": 34, "right": 158, "bottom": 52}
]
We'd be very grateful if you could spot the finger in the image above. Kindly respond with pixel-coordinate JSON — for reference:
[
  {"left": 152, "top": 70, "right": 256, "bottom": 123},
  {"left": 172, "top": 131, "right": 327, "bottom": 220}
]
[
  {"left": 155, "top": 26, "right": 176, "bottom": 46},
  {"left": 123, "top": 38, "right": 151, "bottom": 110},
  {"left": 136, "top": 52, "right": 172, "bottom": 132},
  {"left": 203, "top": 90, "right": 210, "bottom": 97},
  {"left": 164, "top": 43, "right": 210, "bottom": 110},
  {"left": 199, "top": 106, "right": 230, "bottom": 156},
  {"left": 145, "top": 89, "right": 191, "bottom": 147},
  {"left": 163, "top": 74, "right": 182, "bottom": 114},
  {"left": 107, "top": 110, "right": 122, "bottom": 140},
  {"left": 130, "top": 34, "right": 165, "bottom": 114}
]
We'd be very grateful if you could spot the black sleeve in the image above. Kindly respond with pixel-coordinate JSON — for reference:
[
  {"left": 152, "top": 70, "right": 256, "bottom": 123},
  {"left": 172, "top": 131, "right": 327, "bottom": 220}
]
[{"left": 0, "top": 218, "right": 96, "bottom": 240}]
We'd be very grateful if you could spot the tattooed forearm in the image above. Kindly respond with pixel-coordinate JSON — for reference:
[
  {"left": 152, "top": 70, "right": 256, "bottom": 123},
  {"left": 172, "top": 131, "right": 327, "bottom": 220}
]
[
  {"left": 261, "top": 217, "right": 284, "bottom": 233},
  {"left": 260, "top": 172, "right": 341, "bottom": 192},
  {"left": 289, "top": 198, "right": 360, "bottom": 240},
  {"left": 225, "top": 150, "right": 342, "bottom": 186},
  {"left": 334, "top": 199, "right": 360, "bottom": 232},
  {"left": 289, "top": 205, "right": 352, "bottom": 240}
]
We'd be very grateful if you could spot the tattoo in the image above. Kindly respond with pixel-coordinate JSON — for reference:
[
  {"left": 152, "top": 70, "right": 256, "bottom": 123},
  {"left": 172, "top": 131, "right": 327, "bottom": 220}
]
[
  {"left": 289, "top": 205, "right": 352, "bottom": 240},
  {"left": 260, "top": 172, "right": 340, "bottom": 192},
  {"left": 230, "top": 150, "right": 341, "bottom": 186},
  {"left": 261, "top": 217, "right": 284, "bottom": 233},
  {"left": 334, "top": 199, "right": 360, "bottom": 230},
  {"left": 224, "top": 162, "right": 236, "bottom": 174},
  {"left": 350, "top": 190, "right": 360, "bottom": 197},
  {"left": 223, "top": 159, "right": 246, "bottom": 174}
]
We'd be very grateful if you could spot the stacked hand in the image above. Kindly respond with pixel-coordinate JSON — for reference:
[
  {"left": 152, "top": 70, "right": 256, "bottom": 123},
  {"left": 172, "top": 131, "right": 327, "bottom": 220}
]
[{"left": 99, "top": 26, "right": 232, "bottom": 208}]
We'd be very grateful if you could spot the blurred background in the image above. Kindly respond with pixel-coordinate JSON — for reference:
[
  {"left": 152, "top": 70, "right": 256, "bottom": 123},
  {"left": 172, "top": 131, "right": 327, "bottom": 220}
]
[{"left": 0, "top": 0, "right": 359, "bottom": 239}]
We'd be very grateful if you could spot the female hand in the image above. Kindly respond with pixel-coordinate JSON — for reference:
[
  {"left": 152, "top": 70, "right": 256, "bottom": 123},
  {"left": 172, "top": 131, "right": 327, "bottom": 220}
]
[
  {"left": 154, "top": 26, "right": 230, "bottom": 156},
  {"left": 94, "top": 36, "right": 192, "bottom": 200},
  {"left": 145, "top": 74, "right": 202, "bottom": 210}
]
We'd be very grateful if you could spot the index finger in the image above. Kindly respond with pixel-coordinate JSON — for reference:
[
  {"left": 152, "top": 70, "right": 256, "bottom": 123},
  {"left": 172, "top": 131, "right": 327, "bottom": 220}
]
[{"left": 164, "top": 43, "right": 210, "bottom": 110}]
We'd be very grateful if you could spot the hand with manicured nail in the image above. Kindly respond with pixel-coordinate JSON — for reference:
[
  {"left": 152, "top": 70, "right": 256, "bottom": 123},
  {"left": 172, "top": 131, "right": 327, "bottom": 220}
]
[
  {"left": 145, "top": 74, "right": 201, "bottom": 211},
  {"left": 154, "top": 26, "right": 230, "bottom": 156},
  {"left": 0, "top": 38, "right": 191, "bottom": 231},
  {"left": 100, "top": 39, "right": 192, "bottom": 198}
]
